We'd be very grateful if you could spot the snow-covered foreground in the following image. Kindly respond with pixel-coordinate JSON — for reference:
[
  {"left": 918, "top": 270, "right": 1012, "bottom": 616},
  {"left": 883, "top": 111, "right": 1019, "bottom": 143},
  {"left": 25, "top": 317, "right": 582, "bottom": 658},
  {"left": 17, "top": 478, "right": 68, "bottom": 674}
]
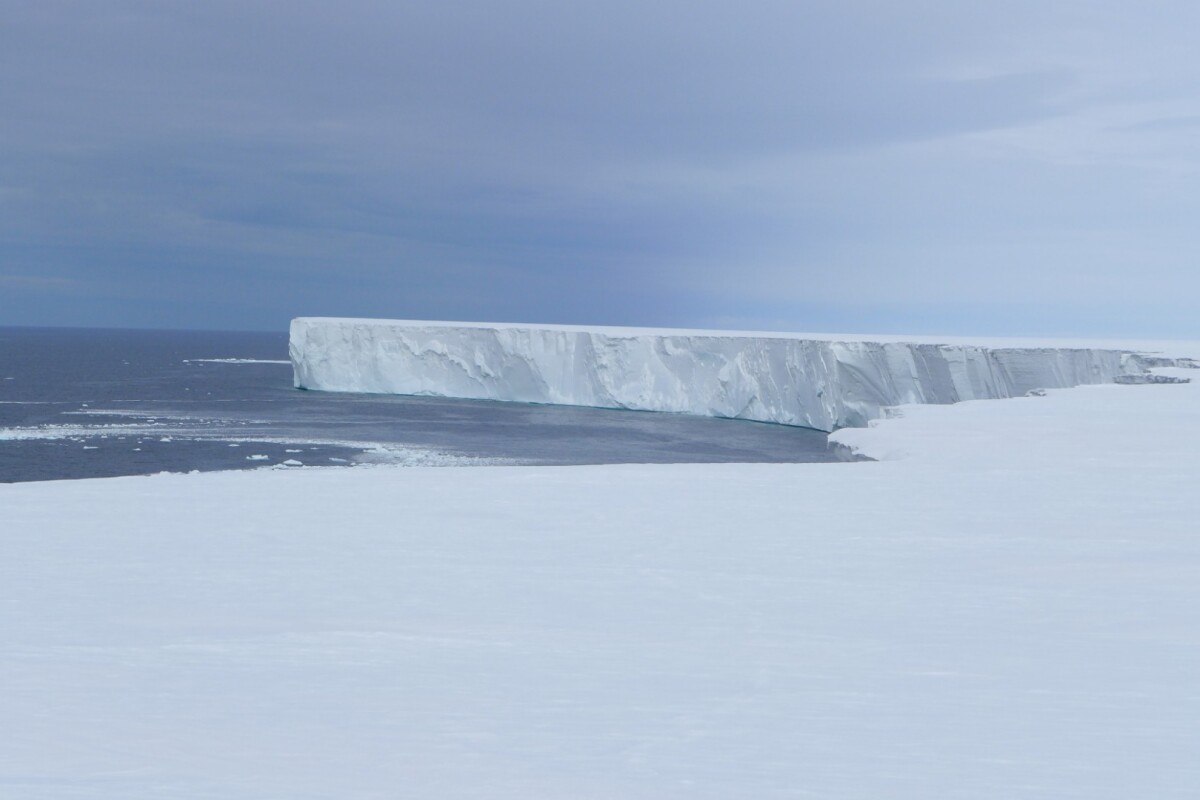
[{"left": 3, "top": 365, "right": 1200, "bottom": 798}]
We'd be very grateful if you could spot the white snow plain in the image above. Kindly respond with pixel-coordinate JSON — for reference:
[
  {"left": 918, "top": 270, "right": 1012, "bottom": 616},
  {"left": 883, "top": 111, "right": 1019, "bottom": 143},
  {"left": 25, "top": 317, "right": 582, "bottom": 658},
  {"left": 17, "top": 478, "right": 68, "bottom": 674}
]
[
  {"left": 3, "top": 340, "right": 1200, "bottom": 798},
  {"left": 290, "top": 317, "right": 1188, "bottom": 431}
]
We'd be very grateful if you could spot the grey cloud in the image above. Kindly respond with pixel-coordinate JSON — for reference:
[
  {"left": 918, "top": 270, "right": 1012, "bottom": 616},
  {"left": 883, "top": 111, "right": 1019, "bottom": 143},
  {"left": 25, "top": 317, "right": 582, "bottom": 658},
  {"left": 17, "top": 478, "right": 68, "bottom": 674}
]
[
  {"left": 1116, "top": 115, "right": 1200, "bottom": 131},
  {"left": 2, "top": 1, "right": 1200, "bottom": 335}
]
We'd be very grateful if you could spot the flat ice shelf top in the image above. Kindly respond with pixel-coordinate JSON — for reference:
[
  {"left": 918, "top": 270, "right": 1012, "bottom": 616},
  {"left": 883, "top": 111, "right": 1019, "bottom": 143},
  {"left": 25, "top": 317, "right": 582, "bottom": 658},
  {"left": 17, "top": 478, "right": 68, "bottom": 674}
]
[
  {"left": 289, "top": 318, "right": 1195, "bottom": 432},
  {"left": 291, "top": 317, "right": 1197, "bottom": 355}
]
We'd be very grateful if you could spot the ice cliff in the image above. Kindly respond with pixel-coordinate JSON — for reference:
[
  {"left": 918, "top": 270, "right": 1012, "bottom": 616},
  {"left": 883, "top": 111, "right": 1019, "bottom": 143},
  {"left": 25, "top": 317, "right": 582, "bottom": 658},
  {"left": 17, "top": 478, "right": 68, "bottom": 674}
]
[{"left": 290, "top": 318, "right": 1183, "bottom": 432}]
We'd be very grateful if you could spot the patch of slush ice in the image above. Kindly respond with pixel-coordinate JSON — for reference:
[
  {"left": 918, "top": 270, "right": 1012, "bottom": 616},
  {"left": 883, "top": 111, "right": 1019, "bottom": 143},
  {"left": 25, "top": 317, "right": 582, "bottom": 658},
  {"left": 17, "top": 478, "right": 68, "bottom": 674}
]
[
  {"left": 0, "top": 418, "right": 509, "bottom": 468},
  {"left": 0, "top": 423, "right": 160, "bottom": 441},
  {"left": 63, "top": 408, "right": 270, "bottom": 424},
  {"left": 349, "top": 442, "right": 515, "bottom": 467}
]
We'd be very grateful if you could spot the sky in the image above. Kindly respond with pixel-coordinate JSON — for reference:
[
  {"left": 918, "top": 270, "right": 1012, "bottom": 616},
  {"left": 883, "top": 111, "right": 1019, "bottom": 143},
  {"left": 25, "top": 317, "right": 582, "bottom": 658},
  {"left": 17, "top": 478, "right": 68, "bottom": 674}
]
[{"left": 3, "top": 1, "right": 1200, "bottom": 337}]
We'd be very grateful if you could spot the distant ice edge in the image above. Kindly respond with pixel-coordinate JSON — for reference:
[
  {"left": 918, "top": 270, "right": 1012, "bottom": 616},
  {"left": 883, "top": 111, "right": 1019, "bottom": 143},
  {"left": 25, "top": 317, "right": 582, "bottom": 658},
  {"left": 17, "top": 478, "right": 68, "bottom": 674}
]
[{"left": 289, "top": 318, "right": 1192, "bottom": 432}]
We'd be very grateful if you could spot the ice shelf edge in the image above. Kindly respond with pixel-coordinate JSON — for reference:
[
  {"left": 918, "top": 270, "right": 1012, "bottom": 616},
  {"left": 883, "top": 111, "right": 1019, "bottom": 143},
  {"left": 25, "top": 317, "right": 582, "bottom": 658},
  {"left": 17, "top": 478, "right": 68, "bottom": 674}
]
[{"left": 288, "top": 318, "right": 1193, "bottom": 432}]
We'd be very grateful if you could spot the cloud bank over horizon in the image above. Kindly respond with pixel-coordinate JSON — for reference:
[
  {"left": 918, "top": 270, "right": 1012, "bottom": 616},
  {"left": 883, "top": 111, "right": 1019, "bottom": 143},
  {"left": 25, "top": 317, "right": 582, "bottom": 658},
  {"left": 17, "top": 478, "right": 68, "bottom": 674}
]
[{"left": 4, "top": 1, "right": 1200, "bottom": 336}]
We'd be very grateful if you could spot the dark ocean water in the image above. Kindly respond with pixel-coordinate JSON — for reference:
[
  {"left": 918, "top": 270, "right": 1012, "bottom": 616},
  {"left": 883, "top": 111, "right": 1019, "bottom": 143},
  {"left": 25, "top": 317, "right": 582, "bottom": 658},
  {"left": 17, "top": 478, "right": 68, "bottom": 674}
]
[{"left": 0, "top": 327, "right": 854, "bottom": 483}]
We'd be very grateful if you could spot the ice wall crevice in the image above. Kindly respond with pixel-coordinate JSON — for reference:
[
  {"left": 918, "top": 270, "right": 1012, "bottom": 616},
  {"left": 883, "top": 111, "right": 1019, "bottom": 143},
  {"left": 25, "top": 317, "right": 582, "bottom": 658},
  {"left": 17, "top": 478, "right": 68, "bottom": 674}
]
[{"left": 290, "top": 318, "right": 1188, "bottom": 432}]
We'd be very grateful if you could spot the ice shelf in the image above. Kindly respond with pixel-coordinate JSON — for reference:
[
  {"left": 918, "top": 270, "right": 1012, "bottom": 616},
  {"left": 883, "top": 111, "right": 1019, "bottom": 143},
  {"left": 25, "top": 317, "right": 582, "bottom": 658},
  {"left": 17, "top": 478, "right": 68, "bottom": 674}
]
[{"left": 289, "top": 318, "right": 1187, "bottom": 431}]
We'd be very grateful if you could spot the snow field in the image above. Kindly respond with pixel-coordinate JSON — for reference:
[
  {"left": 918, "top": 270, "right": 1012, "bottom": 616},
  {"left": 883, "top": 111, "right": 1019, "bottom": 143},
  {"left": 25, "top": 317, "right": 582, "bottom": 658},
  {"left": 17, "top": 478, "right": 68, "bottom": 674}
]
[{"left": 2, "top": 362, "right": 1199, "bottom": 797}]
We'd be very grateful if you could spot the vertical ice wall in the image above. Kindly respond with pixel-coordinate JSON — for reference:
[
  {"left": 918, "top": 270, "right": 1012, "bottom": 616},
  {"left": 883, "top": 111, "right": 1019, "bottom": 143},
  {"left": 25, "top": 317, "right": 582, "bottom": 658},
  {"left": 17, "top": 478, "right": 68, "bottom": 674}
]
[{"left": 290, "top": 318, "right": 1160, "bottom": 431}]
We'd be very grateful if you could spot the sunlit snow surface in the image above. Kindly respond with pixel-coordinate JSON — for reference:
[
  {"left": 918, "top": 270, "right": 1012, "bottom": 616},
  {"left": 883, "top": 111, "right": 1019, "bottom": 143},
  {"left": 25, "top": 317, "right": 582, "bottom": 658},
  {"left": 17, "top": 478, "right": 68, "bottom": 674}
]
[{"left": 2, "top": 345, "right": 1200, "bottom": 798}]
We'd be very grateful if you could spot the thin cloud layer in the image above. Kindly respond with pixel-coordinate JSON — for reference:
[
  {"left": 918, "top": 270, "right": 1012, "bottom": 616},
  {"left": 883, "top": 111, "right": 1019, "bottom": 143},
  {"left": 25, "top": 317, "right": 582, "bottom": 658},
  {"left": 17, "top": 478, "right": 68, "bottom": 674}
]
[{"left": 2, "top": 1, "right": 1199, "bottom": 335}]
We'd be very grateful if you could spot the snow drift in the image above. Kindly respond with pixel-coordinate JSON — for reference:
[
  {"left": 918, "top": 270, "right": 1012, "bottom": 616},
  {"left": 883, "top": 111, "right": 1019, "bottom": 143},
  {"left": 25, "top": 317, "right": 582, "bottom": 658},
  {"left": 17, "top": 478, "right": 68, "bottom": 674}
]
[{"left": 289, "top": 318, "right": 1182, "bottom": 431}]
